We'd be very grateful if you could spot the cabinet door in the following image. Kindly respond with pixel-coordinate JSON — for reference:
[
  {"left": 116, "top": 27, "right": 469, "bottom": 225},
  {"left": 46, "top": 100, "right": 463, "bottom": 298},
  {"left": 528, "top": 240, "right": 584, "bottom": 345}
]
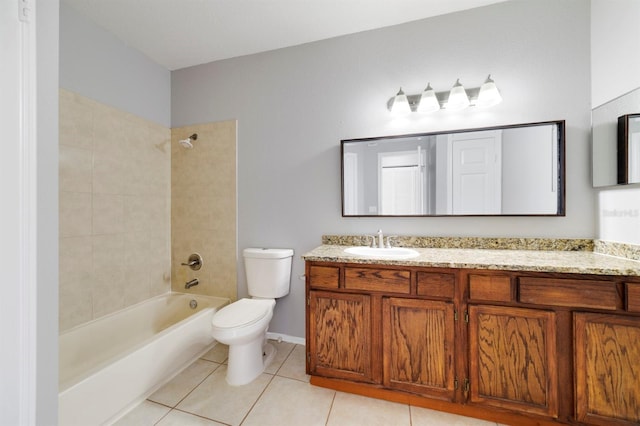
[
  {"left": 382, "top": 297, "right": 455, "bottom": 401},
  {"left": 575, "top": 313, "right": 640, "bottom": 425},
  {"left": 308, "top": 290, "right": 373, "bottom": 382},
  {"left": 468, "top": 305, "right": 558, "bottom": 417}
]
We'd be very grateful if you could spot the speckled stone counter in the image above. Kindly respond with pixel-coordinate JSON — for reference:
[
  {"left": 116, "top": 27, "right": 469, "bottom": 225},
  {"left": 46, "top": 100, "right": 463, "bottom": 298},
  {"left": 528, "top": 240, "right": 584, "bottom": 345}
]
[{"left": 302, "top": 244, "right": 640, "bottom": 277}]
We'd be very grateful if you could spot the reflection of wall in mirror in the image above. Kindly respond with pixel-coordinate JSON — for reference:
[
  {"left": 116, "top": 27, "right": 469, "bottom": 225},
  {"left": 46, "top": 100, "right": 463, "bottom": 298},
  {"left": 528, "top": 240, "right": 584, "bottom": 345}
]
[{"left": 502, "top": 125, "right": 558, "bottom": 214}]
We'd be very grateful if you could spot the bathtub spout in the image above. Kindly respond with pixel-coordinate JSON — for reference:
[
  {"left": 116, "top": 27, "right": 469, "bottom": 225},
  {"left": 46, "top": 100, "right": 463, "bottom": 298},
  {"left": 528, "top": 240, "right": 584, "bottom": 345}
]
[{"left": 185, "top": 278, "right": 199, "bottom": 289}]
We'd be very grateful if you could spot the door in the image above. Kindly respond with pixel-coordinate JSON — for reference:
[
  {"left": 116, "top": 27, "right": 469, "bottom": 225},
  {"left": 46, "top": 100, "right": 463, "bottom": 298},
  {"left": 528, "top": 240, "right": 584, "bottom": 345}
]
[
  {"left": 468, "top": 305, "right": 558, "bottom": 417},
  {"left": 382, "top": 297, "right": 456, "bottom": 400},
  {"left": 308, "top": 290, "right": 374, "bottom": 383},
  {"left": 450, "top": 131, "right": 501, "bottom": 214},
  {"left": 575, "top": 312, "right": 640, "bottom": 425}
]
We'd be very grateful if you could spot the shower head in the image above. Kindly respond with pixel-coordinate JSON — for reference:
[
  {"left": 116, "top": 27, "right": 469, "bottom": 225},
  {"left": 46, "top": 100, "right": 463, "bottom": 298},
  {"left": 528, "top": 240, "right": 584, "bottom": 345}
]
[{"left": 178, "top": 133, "right": 198, "bottom": 149}]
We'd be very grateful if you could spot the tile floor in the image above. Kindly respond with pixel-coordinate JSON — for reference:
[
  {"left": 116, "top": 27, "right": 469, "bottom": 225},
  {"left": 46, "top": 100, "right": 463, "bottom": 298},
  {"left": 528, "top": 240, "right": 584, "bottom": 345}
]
[{"left": 114, "top": 341, "right": 502, "bottom": 426}]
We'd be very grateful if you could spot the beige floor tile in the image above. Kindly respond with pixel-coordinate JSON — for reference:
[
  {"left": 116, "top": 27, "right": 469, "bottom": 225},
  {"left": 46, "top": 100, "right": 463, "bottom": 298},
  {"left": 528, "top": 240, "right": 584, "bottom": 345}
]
[
  {"left": 148, "top": 359, "right": 220, "bottom": 407},
  {"left": 277, "top": 344, "right": 309, "bottom": 382},
  {"left": 201, "top": 343, "right": 228, "bottom": 363},
  {"left": 263, "top": 340, "right": 295, "bottom": 374},
  {"left": 112, "top": 400, "right": 170, "bottom": 426},
  {"left": 411, "top": 405, "right": 498, "bottom": 426},
  {"left": 242, "top": 376, "right": 335, "bottom": 426},
  {"left": 156, "top": 409, "right": 226, "bottom": 425},
  {"left": 176, "top": 365, "right": 272, "bottom": 426},
  {"left": 327, "top": 392, "right": 411, "bottom": 426}
]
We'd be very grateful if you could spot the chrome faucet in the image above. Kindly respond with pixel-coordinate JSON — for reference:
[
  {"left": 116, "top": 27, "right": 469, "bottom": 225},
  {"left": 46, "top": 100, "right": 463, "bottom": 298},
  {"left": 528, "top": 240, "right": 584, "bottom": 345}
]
[
  {"left": 377, "top": 229, "right": 384, "bottom": 248},
  {"left": 185, "top": 278, "right": 199, "bottom": 289}
]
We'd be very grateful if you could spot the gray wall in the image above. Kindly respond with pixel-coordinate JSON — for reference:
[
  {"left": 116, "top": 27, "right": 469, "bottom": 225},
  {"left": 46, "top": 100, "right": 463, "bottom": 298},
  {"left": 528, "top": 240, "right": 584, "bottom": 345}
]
[
  {"left": 172, "top": 0, "right": 593, "bottom": 339},
  {"left": 60, "top": 3, "right": 171, "bottom": 127}
]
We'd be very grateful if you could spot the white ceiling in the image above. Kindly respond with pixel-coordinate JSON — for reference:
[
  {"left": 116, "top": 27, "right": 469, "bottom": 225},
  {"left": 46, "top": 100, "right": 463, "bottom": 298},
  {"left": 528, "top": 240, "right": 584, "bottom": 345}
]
[{"left": 61, "top": 0, "right": 506, "bottom": 71}]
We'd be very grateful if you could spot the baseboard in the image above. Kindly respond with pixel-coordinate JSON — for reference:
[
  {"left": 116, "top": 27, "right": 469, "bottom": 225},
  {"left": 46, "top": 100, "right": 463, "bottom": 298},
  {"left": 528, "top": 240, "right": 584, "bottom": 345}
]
[{"left": 266, "top": 332, "right": 305, "bottom": 346}]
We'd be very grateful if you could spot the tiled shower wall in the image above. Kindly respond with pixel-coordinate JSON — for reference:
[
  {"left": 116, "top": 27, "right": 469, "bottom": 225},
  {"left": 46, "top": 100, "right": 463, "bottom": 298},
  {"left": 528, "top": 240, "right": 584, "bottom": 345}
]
[
  {"left": 59, "top": 89, "right": 172, "bottom": 331},
  {"left": 171, "top": 121, "right": 237, "bottom": 301}
]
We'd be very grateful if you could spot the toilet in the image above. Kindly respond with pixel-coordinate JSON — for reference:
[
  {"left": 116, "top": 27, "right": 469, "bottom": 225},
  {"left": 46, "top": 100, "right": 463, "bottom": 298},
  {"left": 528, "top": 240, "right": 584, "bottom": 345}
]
[{"left": 211, "top": 247, "right": 294, "bottom": 385}]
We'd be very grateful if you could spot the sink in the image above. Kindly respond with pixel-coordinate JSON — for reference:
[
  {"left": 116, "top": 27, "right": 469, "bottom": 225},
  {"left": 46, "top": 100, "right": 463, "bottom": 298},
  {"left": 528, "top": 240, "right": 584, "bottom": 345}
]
[{"left": 344, "top": 246, "right": 420, "bottom": 259}]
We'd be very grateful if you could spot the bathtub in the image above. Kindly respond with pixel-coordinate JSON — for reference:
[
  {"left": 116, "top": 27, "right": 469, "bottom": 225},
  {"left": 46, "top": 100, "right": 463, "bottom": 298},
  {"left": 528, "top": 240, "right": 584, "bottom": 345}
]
[{"left": 59, "top": 292, "right": 229, "bottom": 426}]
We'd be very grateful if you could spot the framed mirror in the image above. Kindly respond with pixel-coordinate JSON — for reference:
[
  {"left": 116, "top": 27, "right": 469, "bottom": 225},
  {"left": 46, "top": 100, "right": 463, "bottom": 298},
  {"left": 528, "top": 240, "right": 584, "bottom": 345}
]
[
  {"left": 592, "top": 87, "right": 640, "bottom": 187},
  {"left": 341, "top": 120, "right": 565, "bottom": 217},
  {"left": 617, "top": 114, "right": 640, "bottom": 184}
]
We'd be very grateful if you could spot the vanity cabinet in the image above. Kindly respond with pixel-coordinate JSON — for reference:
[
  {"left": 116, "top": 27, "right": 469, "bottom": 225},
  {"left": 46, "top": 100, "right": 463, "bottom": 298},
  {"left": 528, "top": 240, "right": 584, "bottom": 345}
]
[
  {"left": 305, "top": 259, "right": 640, "bottom": 426},
  {"left": 574, "top": 312, "right": 640, "bottom": 425},
  {"left": 307, "top": 290, "right": 374, "bottom": 383},
  {"left": 468, "top": 305, "right": 558, "bottom": 417},
  {"left": 382, "top": 297, "right": 456, "bottom": 401}
]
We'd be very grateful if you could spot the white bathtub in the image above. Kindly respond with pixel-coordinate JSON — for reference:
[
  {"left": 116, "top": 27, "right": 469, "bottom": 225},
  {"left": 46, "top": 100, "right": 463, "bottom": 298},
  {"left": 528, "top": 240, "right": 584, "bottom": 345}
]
[{"left": 59, "top": 292, "right": 229, "bottom": 426}]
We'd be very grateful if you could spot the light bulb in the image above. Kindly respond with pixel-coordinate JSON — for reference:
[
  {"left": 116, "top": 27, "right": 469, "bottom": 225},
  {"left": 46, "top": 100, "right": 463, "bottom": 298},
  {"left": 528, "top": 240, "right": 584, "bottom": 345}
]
[
  {"left": 476, "top": 74, "right": 502, "bottom": 108},
  {"left": 446, "top": 79, "right": 470, "bottom": 111},
  {"left": 390, "top": 87, "right": 411, "bottom": 116},
  {"left": 417, "top": 83, "right": 440, "bottom": 113}
]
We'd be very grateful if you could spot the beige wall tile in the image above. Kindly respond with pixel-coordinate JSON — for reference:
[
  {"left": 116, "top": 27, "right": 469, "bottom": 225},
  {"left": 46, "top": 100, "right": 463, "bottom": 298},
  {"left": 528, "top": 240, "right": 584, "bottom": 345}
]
[
  {"left": 171, "top": 121, "right": 237, "bottom": 300},
  {"left": 93, "top": 193, "right": 125, "bottom": 235},
  {"left": 59, "top": 191, "right": 92, "bottom": 237},
  {"left": 59, "top": 89, "right": 94, "bottom": 150},
  {"left": 93, "top": 151, "right": 126, "bottom": 194},
  {"left": 59, "top": 236, "right": 93, "bottom": 330},
  {"left": 59, "top": 90, "right": 172, "bottom": 329},
  {"left": 59, "top": 145, "right": 92, "bottom": 193}
]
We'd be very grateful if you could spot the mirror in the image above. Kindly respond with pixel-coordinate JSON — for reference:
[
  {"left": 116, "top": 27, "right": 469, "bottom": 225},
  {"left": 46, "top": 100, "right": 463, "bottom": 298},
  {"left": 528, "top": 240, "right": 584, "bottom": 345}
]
[
  {"left": 617, "top": 114, "right": 640, "bottom": 184},
  {"left": 592, "top": 87, "right": 640, "bottom": 187},
  {"left": 341, "top": 120, "right": 565, "bottom": 217}
]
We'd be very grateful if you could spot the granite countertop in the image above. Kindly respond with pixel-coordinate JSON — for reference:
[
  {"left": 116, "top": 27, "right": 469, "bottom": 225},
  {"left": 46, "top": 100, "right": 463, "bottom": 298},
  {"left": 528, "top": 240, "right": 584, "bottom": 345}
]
[{"left": 302, "top": 244, "right": 640, "bottom": 277}]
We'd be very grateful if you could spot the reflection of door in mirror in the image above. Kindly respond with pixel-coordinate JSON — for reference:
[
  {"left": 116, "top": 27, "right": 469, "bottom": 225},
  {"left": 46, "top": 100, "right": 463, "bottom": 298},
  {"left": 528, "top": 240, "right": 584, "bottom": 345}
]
[
  {"left": 450, "top": 131, "right": 502, "bottom": 215},
  {"left": 343, "top": 152, "right": 358, "bottom": 215},
  {"left": 378, "top": 149, "right": 427, "bottom": 215}
]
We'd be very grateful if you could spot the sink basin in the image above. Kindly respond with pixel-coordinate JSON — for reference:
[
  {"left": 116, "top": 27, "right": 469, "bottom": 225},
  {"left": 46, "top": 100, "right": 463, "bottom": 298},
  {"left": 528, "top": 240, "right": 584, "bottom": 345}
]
[{"left": 344, "top": 246, "right": 420, "bottom": 259}]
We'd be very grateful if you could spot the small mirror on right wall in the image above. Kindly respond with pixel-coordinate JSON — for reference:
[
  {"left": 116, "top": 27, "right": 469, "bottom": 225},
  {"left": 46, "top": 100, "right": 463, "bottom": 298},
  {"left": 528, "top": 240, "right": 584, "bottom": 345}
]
[
  {"left": 592, "top": 86, "right": 640, "bottom": 187},
  {"left": 617, "top": 113, "right": 640, "bottom": 184}
]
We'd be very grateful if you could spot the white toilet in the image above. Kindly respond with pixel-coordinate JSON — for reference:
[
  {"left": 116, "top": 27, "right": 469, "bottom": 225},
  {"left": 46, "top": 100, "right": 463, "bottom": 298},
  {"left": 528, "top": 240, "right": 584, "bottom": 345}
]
[{"left": 211, "top": 247, "right": 294, "bottom": 386}]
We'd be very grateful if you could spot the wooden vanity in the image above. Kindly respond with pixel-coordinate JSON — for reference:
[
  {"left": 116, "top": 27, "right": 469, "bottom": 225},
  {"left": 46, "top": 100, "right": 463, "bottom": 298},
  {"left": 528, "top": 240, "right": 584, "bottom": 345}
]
[{"left": 303, "top": 245, "right": 640, "bottom": 425}]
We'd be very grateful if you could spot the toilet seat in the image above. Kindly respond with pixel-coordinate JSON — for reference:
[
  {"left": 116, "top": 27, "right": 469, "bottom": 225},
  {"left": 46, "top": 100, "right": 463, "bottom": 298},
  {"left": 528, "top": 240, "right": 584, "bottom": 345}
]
[{"left": 211, "top": 298, "right": 274, "bottom": 329}]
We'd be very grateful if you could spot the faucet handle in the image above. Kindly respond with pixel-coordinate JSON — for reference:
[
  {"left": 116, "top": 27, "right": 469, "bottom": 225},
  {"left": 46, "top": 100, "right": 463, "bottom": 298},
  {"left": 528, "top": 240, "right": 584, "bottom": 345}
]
[
  {"left": 385, "top": 236, "right": 396, "bottom": 248},
  {"left": 367, "top": 235, "right": 376, "bottom": 248},
  {"left": 181, "top": 253, "right": 203, "bottom": 271}
]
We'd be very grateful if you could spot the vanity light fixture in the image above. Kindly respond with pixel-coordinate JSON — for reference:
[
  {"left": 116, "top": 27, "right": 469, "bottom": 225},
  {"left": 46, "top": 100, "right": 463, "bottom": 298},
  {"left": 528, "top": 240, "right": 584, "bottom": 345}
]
[
  {"left": 390, "top": 87, "right": 412, "bottom": 116},
  {"left": 387, "top": 75, "right": 502, "bottom": 114}
]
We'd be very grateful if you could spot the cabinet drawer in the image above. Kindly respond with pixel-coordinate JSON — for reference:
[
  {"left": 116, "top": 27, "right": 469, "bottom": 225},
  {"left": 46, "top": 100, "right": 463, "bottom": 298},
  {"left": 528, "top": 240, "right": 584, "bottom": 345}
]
[
  {"left": 344, "top": 267, "right": 410, "bottom": 294},
  {"left": 627, "top": 283, "right": 640, "bottom": 313},
  {"left": 519, "top": 277, "right": 619, "bottom": 310},
  {"left": 417, "top": 272, "right": 455, "bottom": 299},
  {"left": 469, "top": 274, "right": 512, "bottom": 302},
  {"left": 308, "top": 265, "right": 340, "bottom": 289}
]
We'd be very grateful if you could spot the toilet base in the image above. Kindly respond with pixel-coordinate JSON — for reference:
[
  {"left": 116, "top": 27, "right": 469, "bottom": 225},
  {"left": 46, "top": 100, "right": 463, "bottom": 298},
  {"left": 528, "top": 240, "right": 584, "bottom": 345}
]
[{"left": 226, "top": 339, "right": 276, "bottom": 386}]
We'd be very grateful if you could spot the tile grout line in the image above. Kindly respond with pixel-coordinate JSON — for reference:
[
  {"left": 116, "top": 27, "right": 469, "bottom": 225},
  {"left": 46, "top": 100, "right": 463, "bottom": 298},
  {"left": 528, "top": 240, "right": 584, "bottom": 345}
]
[
  {"left": 238, "top": 372, "right": 278, "bottom": 425},
  {"left": 151, "top": 359, "right": 223, "bottom": 425},
  {"left": 325, "top": 392, "right": 338, "bottom": 426}
]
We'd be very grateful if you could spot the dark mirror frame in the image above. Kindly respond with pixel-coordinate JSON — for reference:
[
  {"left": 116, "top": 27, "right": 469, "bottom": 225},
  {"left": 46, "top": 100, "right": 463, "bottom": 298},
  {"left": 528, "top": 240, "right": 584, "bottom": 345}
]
[
  {"left": 617, "top": 113, "right": 640, "bottom": 184},
  {"left": 341, "top": 120, "right": 566, "bottom": 217}
]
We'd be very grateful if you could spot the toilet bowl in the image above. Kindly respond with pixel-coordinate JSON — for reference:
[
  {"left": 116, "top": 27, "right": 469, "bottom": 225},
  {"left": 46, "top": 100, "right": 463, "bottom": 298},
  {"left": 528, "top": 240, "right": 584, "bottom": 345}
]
[
  {"left": 211, "top": 298, "right": 276, "bottom": 385},
  {"left": 210, "top": 247, "right": 293, "bottom": 386}
]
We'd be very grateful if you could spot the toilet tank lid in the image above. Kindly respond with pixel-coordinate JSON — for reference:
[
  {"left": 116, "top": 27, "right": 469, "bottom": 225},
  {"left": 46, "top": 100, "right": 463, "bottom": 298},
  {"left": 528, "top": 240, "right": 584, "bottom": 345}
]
[{"left": 243, "top": 248, "right": 294, "bottom": 259}]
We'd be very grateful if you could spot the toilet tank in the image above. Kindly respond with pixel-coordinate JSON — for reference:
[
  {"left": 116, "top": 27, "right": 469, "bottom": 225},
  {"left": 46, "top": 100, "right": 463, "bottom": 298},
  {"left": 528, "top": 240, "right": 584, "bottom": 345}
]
[{"left": 243, "top": 248, "right": 294, "bottom": 298}]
